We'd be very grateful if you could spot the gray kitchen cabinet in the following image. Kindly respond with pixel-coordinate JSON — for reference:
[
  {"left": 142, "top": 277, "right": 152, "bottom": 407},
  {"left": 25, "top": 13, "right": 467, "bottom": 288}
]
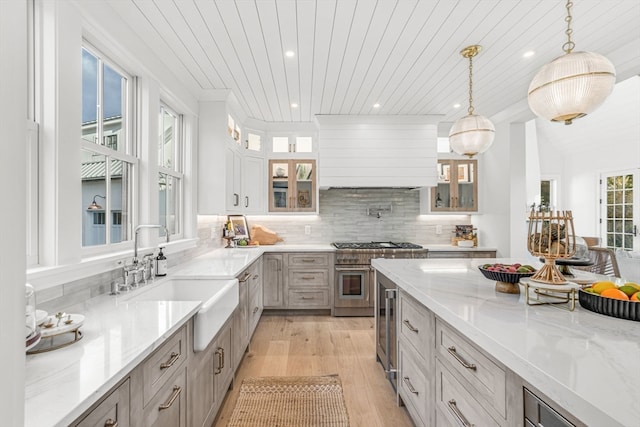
[
  {"left": 233, "top": 258, "right": 263, "bottom": 370},
  {"left": 142, "top": 366, "right": 187, "bottom": 427},
  {"left": 248, "top": 257, "right": 264, "bottom": 337},
  {"left": 263, "top": 252, "right": 333, "bottom": 310},
  {"left": 398, "top": 290, "right": 435, "bottom": 427},
  {"left": 285, "top": 253, "right": 332, "bottom": 309},
  {"left": 72, "top": 379, "right": 130, "bottom": 427},
  {"left": 427, "top": 250, "right": 496, "bottom": 259},
  {"left": 263, "top": 253, "right": 284, "bottom": 308},
  {"left": 188, "top": 317, "right": 233, "bottom": 427},
  {"left": 435, "top": 319, "right": 507, "bottom": 426}
]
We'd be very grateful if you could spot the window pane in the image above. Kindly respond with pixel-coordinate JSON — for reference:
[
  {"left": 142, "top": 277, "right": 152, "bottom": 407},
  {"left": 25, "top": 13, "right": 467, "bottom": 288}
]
[
  {"left": 82, "top": 151, "right": 107, "bottom": 246},
  {"left": 273, "top": 137, "right": 289, "bottom": 152},
  {"left": 110, "top": 159, "right": 131, "bottom": 243},
  {"left": 81, "top": 49, "right": 98, "bottom": 144},
  {"left": 159, "top": 107, "right": 176, "bottom": 169},
  {"left": 295, "top": 136, "right": 313, "bottom": 152},
  {"left": 247, "top": 133, "right": 261, "bottom": 151},
  {"left": 102, "top": 63, "right": 125, "bottom": 152},
  {"left": 159, "top": 173, "right": 180, "bottom": 236}
]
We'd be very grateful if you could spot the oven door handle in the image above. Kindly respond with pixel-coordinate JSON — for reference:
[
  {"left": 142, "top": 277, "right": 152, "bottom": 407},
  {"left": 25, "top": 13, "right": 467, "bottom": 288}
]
[{"left": 335, "top": 267, "right": 370, "bottom": 272}]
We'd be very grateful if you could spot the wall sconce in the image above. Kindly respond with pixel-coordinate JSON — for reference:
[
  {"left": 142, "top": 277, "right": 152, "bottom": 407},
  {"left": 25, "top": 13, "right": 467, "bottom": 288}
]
[{"left": 87, "top": 195, "right": 106, "bottom": 210}]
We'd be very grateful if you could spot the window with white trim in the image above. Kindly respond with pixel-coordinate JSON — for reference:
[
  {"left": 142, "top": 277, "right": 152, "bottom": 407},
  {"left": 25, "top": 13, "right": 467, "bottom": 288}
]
[
  {"left": 159, "top": 103, "right": 183, "bottom": 238},
  {"left": 81, "top": 45, "right": 135, "bottom": 247}
]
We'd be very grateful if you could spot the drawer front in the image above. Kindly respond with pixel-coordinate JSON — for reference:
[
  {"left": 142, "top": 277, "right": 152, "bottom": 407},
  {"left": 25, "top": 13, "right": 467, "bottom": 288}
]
[
  {"left": 142, "top": 326, "right": 187, "bottom": 407},
  {"left": 287, "top": 253, "right": 330, "bottom": 267},
  {"left": 436, "top": 360, "right": 501, "bottom": 427},
  {"left": 75, "top": 379, "right": 130, "bottom": 427},
  {"left": 398, "top": 346, "right": 428, "bottom": 427},
  {"left": 287, "top": 289, "right": 330, "bottom": 307},
  {"left": 249, "top": 290, "right": 262, "bottom": 336},
  {"left": 399, "top": 291, "right": 434, "bottom": 363},
  {"left": 436, "top": 320, "right": 506, "bottom": 418},
  {"left": 143, "top": 367, "right": 187, "bottom": 427},
  {"left": 288, "top": 270, "right": 329, "bottom": 287}
]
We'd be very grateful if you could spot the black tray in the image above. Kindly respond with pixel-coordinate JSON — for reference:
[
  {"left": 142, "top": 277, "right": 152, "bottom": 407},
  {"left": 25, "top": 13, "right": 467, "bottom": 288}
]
[
  {"left": 578, "top": 289, "right": 640, "bottom": 321},
  {"left": 477, "top": 266, "right": 536, "bottom": 283}
]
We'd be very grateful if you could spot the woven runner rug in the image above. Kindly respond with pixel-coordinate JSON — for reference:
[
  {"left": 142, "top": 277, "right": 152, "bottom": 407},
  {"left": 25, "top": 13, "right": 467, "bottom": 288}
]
[{"left": 228, "top": 375, "right": 350, "bottom": 427}]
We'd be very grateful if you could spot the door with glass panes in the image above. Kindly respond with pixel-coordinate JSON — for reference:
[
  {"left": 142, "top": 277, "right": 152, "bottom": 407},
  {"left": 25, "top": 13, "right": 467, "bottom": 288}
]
[
  {"left": 600, "top": 170, "right": 639, "bottom": 250},
  {"left": 268, "top": 159, "right": 316, "bottom": 212}
]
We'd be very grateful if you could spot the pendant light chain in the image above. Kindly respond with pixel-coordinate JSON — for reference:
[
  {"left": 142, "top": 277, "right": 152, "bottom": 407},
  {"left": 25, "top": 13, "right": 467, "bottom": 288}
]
[
  {"left": 563, "top": 0, "right": 575, "bottom": 54},
  {"left": 468, "top": 53, "right": 474, "bottom": 115}
]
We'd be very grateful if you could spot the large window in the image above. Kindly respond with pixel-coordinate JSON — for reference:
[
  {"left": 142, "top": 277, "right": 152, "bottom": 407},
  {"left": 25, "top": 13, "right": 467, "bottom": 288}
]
[
  {"left": 159, "top": 104, "right": 183, "bottom": 238},
  {"left": 81, "top": 46, "right": 135, "bottom": 247}
]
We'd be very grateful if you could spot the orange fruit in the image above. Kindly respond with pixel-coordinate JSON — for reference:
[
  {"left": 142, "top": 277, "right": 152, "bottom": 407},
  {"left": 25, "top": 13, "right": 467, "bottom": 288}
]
[
  {"left": 600, "top": 288, "right": 629, "bottom": 301},
  {"left": 630, "top": 292, "right": 640, "bottom": 302}
]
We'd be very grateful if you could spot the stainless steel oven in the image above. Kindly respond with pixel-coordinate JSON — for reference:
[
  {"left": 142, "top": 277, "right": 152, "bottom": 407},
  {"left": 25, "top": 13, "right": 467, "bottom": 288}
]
[
  {"left": 334, "top": 265, "right": 373, "bottom": 308},
  {"left": 375, "top": 271, "right": 398, "bottom": 390},
  {"left": 332, "top": 242, "right": 427, "bottom": 317}
]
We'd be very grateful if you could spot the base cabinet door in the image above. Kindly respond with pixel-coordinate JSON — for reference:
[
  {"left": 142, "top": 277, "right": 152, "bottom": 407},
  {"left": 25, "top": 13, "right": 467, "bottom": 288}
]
[
  {"left": 263, "top": 254, "right": 284, "bottom": 307},
  {"left": 214, "top": 323, "right": 233, "bottom": 400},
  {"left": 142, "top": 367, "right": 187, "bottom": 427},
  {"left": 73, "top": 379, "right": 130, "bottom": 427}
]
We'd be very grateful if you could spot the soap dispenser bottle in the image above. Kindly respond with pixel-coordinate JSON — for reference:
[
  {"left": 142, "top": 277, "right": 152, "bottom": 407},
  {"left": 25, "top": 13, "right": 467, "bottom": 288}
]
[{"left": 155, "top": 247, "right": 167, "bottom": 276}]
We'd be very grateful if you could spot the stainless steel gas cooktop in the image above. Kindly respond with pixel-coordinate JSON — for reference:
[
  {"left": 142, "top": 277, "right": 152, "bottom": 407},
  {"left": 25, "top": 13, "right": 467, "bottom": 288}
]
[{"left": 332, "top": 242, "right": 423, "bottom": 250}]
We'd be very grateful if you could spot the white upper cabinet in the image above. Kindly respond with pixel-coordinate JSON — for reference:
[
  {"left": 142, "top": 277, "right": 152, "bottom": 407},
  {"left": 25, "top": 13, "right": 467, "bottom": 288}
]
[
  {"left": 269, "top": 135, "right": 315, "bottom": 154},
  {"left": 316, "top": 115, "right": 440, "bottom": 188},
  {"left": 198, "top": 101, "right": 265, "bottom": 214}
]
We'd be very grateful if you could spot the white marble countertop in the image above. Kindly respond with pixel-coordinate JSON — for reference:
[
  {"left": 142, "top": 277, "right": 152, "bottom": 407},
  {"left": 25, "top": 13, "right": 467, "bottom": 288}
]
[
  {"left": 371, "top": 257, "right": 639, "bottom": 427},
  {"left": 24, "top": 294, "right": 200, "bottom": 427}
]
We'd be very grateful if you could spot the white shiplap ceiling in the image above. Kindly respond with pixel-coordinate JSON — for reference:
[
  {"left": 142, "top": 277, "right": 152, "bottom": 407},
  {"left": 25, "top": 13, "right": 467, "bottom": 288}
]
[{"left": 105, "top": 0, "right": 640, "bottom": 123}]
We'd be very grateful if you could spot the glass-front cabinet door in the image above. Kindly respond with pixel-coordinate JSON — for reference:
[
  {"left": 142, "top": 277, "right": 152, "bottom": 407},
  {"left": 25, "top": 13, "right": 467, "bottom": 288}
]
[
  {"left": 268, "top": 159, "right": 316, "bottom": 212},
  {"left": 431, "top": 159, "right": 478, "bottom": 212}
]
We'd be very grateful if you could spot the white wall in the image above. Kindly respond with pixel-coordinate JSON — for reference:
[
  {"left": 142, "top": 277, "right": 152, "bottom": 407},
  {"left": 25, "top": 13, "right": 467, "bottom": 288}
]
[
  {"left": 536, "top": 76, "right": 640, "bottom": 236},
  {"left": 0, "top": 1, "right": 27, "bottom": 424}
]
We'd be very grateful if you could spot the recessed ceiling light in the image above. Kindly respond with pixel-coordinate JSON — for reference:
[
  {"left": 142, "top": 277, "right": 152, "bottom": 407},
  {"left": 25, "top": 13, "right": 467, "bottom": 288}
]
[
  {"left": 285, "top": 50, "right": 295, "bottom": 58},
  {"left": 523, "top": 50, "right": 535, "bottom": 58},
  {"left": 291, "top": 103, "right": 298, "bottom": 108},
  {"left": 373, "top": 103, "right": 381, "bottom": 108},
  {"left": 453, "top": 103, "right": 461, "bottom": 109}
]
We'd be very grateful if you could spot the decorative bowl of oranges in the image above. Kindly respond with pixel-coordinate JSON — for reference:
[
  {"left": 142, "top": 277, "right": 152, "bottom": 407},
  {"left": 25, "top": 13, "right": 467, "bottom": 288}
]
[{"left": 579, "top": 281, "right": 640, "bottom": 321}]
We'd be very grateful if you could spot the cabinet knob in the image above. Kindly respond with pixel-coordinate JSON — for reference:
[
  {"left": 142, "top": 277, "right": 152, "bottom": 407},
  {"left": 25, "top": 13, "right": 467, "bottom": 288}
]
[{"left": 104, "top": 419, "right": 118, "bottom": 427}]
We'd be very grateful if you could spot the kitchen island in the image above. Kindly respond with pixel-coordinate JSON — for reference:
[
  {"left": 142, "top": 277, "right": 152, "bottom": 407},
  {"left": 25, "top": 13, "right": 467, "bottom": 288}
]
[{"left": 372, "top": 257, "right": 639, "bottom": 427}]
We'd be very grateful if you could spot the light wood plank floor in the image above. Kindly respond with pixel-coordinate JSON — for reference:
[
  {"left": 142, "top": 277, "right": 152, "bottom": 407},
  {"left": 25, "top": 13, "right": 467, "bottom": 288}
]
[{"left": 213, "top": 314, "right": 414, "bottom": 427}]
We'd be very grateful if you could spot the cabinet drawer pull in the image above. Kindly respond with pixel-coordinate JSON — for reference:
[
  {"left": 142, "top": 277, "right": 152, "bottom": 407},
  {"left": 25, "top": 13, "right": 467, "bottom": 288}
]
[
  {"left": 215, "top": 347, "right": 224, "bottom": 374},
  {"left": 301, "top": 276, "right": 315, "bottom": 280},
  {"left": 158, "top": 386, "right": 182, "bottom": 410},
  {"left": 402, "top": 377, "right": 419, "bottom": 395},
  {"left": 253, "top": 306, "right": 259, "bottom": 314},
  {"left": 239, "top": 272, "right": 251, "bottom": 283},
  {"left": 403, "top": 319, "right": 419, "bottom": 333},
  {"left": 448, "top": 399, "right": 474, "bottom": 427},
  {"left": 160, "top": 352, "right": 180, "bottom": 370},
  {"left": 447, "top": 346, "right": 476, "bottom": 370},
  {"left": 300, "top": 259, "right": 316, "bottom": 263},
  {"left": 104, "top": 419, "right": 118, "bottom": 427},
  {"left": 252, "top": 274, "right": 259, "bottom": 280}
]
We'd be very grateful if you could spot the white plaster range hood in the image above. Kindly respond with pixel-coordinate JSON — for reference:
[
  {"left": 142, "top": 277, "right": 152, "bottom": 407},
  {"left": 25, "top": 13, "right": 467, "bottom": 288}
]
[{"left": 315, "top": 115, "right": 442, "bottom": 189}]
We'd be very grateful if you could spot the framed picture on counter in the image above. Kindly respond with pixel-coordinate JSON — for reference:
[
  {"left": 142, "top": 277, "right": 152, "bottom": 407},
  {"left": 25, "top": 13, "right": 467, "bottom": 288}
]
[{"left": 228, "top": 215, "right": 250, "bottom": 240}]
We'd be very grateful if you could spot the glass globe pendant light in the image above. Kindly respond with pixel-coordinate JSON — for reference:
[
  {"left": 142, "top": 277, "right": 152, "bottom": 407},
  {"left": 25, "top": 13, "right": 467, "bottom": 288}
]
[
  {"left": 449, "top": 45, "right": 495, "bottom": 158},
  {"left": 528, "top": 0, "right": 616, "bottom": 125}
]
